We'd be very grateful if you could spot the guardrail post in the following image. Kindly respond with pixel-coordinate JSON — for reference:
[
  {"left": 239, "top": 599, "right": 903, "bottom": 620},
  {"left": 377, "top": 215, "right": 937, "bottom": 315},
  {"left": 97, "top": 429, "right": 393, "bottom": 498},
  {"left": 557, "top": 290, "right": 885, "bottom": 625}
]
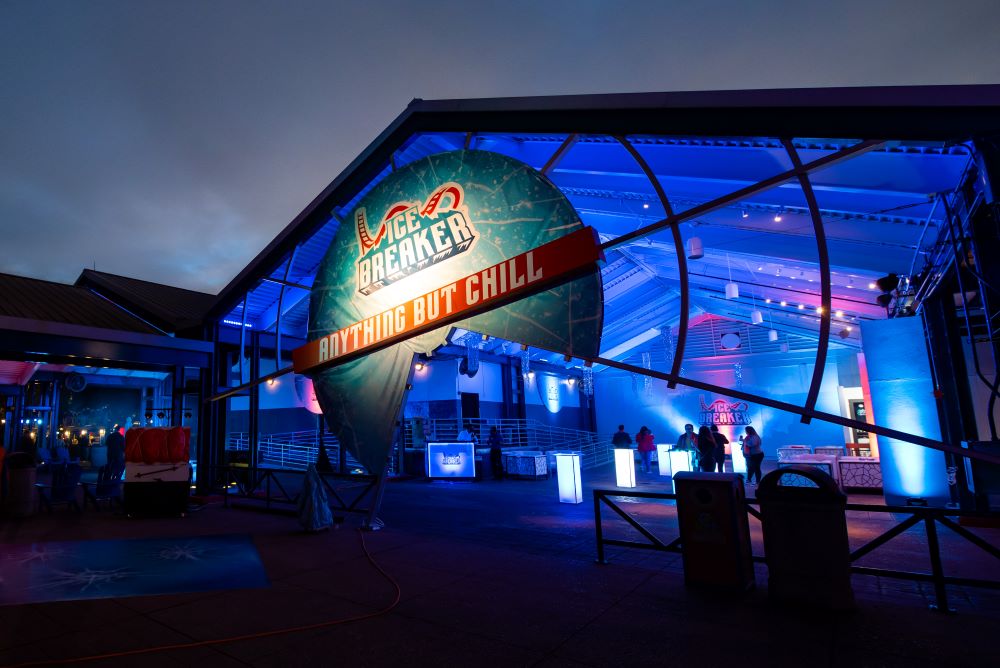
[
  {"left": 594, "top": 490, "right": 607, "bottom": 564},
  {"left": 924, "top": 515, "right": 954, "bottom": 613}
]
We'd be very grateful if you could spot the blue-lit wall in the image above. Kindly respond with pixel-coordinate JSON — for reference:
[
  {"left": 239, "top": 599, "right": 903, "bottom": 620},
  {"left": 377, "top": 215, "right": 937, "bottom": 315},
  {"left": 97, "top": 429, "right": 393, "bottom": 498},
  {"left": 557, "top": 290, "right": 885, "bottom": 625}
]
[
  {"left": 861, "top": 317, "right": 949, "bottom": 506},
  {"left": 594, "top": 357, "right": 847, "bottom": 456}
]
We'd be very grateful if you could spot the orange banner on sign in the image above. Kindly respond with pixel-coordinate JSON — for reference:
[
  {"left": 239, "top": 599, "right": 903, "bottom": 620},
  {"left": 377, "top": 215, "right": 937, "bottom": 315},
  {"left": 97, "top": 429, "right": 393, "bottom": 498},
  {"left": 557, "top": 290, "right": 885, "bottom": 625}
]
[{"left": 293, "top": 227, "right": 603, "bottom": 375}]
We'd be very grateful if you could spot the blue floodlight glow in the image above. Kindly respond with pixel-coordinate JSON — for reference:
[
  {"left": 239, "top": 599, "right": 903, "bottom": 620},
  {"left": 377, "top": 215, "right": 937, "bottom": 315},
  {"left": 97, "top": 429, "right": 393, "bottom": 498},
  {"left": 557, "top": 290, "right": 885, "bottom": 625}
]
[
  {"left": 222, "top": 319, "right": 253, "bottom": 328},
  {"left": 860, "top": 318, "right": 949, "bottom": 506}
]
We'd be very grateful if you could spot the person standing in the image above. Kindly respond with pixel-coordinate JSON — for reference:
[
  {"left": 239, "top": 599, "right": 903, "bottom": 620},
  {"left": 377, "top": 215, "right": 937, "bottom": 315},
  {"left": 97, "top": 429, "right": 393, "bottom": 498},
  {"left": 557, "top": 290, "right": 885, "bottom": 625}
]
[
  {"left": 742, "top": 425, "right": 764, "bottom": 484},
  {"left": 611, "top": 425, "right": 632, "bottom": 449},
  {"left": 636, "top": 426, "right": 655, "bottom": 474},
  {"left": 696, "top": 426, "right": 716, "bottom": 472},
  {"left": 106, "top": 424, "right": 126, "bottom": 471},
  {"left": 676, "top": 424, "right": 697, "bottom": 450},
  {"left": 710, "top": 425, "right": 729, "bottom": 473},
  {"left": 487, "top": 427, "right": 505, "bottom": 480}
]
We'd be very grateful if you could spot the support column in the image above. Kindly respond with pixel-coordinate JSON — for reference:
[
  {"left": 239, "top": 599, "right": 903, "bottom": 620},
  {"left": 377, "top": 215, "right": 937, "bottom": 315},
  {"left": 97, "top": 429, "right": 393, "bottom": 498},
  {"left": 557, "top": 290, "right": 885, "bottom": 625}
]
[
  {"left": 249, "top": 331, "right": 261, "bottom": 470},
  {"left": 860, "top": 316, "right": 951, "bottom": 506}
]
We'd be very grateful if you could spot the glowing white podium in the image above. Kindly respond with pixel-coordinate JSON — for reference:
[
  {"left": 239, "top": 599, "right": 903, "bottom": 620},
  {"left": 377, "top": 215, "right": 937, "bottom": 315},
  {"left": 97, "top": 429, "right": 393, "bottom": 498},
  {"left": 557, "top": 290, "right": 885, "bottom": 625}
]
[
  {"left": 614, "top": 448, "right": 636, "bottom": 487},
  {"left": 555, "top": 453, "right": 583, "bottom": 503},
  {"left": 668, "top": 449, "right": 695, "bottom": 477},
  {"left": 656, "top": 443, "right": 672, "bottom": 476}
]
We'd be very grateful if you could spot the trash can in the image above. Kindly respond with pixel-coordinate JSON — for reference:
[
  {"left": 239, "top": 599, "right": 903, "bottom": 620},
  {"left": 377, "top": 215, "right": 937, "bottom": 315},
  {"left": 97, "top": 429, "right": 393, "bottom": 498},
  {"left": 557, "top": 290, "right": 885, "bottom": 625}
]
[
  {"left": 4, "top": 452, "right": 38, "bottom": 518},
  {"left": 674, "top": 472, "right": 755, "bottom": 591},
  {"left": 757, "top": 465, "right": 854, "bottom": 610}
]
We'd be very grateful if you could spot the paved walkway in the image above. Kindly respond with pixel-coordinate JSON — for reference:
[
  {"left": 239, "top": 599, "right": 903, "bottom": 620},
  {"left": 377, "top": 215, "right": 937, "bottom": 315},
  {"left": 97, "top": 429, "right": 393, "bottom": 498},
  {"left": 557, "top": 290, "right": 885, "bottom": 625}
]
[{"left": 1, "top": 466, "right": 999, "bottom": 667}]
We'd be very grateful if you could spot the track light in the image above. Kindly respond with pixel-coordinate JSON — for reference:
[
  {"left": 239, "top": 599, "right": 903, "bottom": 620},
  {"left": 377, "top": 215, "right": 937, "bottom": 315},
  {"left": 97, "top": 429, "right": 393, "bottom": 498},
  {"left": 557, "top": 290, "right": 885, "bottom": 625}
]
[
  {"left": 875, "top": 274, "right": 899, "bottom": 293},
  {"left": 687, "top": 237, "right": 704, "bottom": 260}
]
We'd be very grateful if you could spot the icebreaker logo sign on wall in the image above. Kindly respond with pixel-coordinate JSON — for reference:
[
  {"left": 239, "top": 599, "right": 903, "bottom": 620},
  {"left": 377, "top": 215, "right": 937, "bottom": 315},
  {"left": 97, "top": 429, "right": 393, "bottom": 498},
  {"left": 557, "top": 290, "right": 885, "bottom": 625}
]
[
  {"left": 355, "top": 183, "right": 478, "bottom": 296},
  {"left": 699, "top": 396, "right": 752, "bottom": 426},
  {"left": 299, "top": 149, "right": 604, "bottom": 476}
]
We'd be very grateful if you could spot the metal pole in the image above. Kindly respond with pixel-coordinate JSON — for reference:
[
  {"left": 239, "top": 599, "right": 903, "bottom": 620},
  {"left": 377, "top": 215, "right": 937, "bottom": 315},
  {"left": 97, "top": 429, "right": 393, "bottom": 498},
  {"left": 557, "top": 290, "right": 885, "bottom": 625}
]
[
  {"left": 594, "top": 490, "right": 607, "bottom": 564},
  {"left": 924, "top": 515, "right": 953, "bottom": 612}
]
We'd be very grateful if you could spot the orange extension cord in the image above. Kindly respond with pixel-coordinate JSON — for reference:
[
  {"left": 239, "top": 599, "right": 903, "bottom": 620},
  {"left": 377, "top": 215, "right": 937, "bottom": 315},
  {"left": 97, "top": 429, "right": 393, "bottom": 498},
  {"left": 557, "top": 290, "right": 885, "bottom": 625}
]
[{"left": 3, "top": 529, "right": 402, "bottom": 667}]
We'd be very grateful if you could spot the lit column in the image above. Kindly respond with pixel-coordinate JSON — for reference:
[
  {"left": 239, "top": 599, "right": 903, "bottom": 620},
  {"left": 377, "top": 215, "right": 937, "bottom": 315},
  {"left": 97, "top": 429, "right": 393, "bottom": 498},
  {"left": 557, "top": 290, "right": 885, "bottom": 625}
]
[
  {"left": 860, "top": 317, "right": 949, "bottom": 506},
  {"left": 556, "top": 453, "right": 583, "bottom": 503},
  {"left": 614, "top": 448, "right": 636, "bottom": 488}
]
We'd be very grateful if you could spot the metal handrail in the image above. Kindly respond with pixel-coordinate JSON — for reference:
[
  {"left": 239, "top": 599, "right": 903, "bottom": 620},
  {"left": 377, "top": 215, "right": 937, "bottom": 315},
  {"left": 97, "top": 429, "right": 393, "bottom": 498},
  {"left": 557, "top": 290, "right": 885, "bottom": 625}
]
[{"left": 592, "top": 488, "right": 1000, "bottom": 612}]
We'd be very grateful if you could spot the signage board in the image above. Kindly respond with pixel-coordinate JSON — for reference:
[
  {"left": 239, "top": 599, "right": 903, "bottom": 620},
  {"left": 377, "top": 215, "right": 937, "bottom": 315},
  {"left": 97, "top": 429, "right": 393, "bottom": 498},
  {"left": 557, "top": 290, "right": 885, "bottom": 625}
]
[
  {"left": 426, "top": 441, "right": 477, "bottom": 479},
  {"left": 301, "top": 150, "right": 604, "bottom": 475},
  {"left": 699, "top": 396, "right": 752, "bottom": 427}
]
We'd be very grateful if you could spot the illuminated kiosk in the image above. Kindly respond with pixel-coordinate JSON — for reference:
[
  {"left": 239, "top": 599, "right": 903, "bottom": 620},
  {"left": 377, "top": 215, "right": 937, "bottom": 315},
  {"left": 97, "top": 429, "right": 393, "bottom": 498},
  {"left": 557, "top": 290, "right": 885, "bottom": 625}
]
[
  {"left": 555, "top": 453, "right": 583, "bottom": 503},
  {"left": 668, "top": 448, "right": 695, "bottom": 478},
  {"left": 614, "top": 448, "right": 636, "bottom": 487},
  {"left": 426, "top": 441, "right": 477, "bottom": 481},
  {"left": 656, "top": 443, "right": 672, "bottom": 476}
]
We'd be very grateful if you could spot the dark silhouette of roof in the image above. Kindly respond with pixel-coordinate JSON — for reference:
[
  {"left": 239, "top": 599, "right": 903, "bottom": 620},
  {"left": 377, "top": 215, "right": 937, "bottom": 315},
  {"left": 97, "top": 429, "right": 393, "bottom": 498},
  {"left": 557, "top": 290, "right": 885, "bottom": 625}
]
[
  {"left": 0, "top": 272, "right": 159, "bottom": 334},
  {"left": 75, "top": 269, "right": 216, "bottom": 334}
]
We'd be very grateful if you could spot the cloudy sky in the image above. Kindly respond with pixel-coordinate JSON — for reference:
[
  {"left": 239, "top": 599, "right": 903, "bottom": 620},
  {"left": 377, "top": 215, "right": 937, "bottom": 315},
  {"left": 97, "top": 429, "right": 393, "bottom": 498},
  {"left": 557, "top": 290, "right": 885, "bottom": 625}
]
[{"left": 2, "top": 0, "right": 999, "bottom": 294}]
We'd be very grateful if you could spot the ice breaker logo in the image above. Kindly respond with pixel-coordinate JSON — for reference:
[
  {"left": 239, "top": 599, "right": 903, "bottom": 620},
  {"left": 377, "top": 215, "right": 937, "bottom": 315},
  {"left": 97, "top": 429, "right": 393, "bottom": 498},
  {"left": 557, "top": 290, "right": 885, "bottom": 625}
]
[
  {"left": 355, "top": 182, "right": 478, "bottom": 296},
  {"left": 699, "top": 396, "right": 752, "bottom": 426}
]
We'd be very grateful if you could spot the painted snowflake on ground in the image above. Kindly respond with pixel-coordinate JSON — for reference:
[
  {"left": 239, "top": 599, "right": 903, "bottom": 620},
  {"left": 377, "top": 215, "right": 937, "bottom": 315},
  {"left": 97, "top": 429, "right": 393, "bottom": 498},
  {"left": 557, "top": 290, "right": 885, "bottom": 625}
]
[{"left": 39, "top": 568, "right": 134, "bottom": 592}]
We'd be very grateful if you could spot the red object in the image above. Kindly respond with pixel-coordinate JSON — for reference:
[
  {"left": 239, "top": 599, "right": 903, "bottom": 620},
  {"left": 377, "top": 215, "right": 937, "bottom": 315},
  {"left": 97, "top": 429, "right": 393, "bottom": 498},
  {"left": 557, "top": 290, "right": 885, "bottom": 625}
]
[
  {"left": 125, "top": 428, "right": 145, "bottom": 462},
  {"left": 125, "top": 427, "right": 190, "bottom": 464},
  {"left": 637, "top": 432, "right": 655, "bottom": 452}
]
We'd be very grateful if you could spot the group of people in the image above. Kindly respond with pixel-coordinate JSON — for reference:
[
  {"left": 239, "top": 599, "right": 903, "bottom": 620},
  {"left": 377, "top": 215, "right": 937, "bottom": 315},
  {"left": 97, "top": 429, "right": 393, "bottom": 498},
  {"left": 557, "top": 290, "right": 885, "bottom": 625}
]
[{"left": 611, "top": 422, "right": 764, "bottom": 484}]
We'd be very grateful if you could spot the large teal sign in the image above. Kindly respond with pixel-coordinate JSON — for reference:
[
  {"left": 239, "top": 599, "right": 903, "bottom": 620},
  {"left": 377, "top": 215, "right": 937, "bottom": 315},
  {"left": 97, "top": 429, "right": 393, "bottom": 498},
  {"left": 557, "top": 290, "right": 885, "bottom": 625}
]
[{"left": 307, "top": 150, "right": 603, "bottom": 475}]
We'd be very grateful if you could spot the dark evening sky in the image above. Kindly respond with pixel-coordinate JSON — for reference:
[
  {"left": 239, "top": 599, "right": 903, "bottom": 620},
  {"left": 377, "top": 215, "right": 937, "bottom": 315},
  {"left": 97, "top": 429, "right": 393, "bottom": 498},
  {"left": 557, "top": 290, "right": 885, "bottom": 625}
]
[{"left": 3, "top": 1, "right": 999, "bottom": 294}]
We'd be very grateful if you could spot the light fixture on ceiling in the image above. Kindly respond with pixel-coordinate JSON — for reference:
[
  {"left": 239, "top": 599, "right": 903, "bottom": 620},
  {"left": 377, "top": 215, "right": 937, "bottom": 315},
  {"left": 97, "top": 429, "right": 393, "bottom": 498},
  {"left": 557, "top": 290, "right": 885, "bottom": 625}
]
[
  {"left": 767, "top": 303, "right": 778, "bottom": 342},
  {"left": 774, "top": 209, "right": 784, "bottom": 222},
  {"left": 687, "top": 237, "right": 704, "bottom": 260},
  {"left": 835, "top": 309, "right": 844, "bottom": 317},
  {"left": 415, "top": 361, "right": 425, "bottom": 371},
  {"left": 725, "top": 253, "right": 739, "bottom": 299},
  {"left": 643, "top": 203, "right": 650, "bottom": 209},
  {"left": 868, "top": 282, "right": 877, "bottom": 290},
  {"left": 741, "top": 209, "right": 749, "bottom": 219},
  {"left": 815, "top": 306, "right": 823, "bottom": 314},
  {"left": 797, "top": 304, "right": 805, "bottom": 310},
  {"left": 765, "top": 298, "right": 772, "bottom": 304},
  {"left": 780, "top": 300, "right": 787, "bottom": 307},
  {"left": 750, "top": 288, "right": 763, "bottom": 325}
]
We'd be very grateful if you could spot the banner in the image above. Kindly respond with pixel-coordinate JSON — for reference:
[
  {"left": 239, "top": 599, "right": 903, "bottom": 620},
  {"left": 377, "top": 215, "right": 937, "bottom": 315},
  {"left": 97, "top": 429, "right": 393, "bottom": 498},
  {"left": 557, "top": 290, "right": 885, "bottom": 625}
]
[{"left": 303, "top": 150, "right": 604, "bottom": 475}]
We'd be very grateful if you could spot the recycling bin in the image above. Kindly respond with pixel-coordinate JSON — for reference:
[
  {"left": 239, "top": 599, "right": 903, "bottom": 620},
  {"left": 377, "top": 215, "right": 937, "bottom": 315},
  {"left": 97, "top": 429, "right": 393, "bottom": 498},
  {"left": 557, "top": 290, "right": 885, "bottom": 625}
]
[
  {"left": 674, "top": 472, "right": 755, "bottom": 591},
  {"left": 757, "top": 465, "right": 854, "bottom": 610}
]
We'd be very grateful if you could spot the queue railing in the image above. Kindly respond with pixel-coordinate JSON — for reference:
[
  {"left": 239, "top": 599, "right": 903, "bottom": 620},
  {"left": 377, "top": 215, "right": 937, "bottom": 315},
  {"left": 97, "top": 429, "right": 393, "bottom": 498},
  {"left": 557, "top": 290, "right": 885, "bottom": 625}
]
[{"left": 592, "top": 488, "right": 1000, "bottom": 612}]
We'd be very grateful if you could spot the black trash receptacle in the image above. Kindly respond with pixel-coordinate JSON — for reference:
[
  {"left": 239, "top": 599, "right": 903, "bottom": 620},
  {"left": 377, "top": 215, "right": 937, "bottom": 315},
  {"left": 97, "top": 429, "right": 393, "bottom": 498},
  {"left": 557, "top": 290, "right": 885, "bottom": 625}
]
[
  {"left": 757, "top": 465, "right": 854, "bottom": 610},
  {"left": 674, "top": 472, "right": 755, "bottom": 591}
]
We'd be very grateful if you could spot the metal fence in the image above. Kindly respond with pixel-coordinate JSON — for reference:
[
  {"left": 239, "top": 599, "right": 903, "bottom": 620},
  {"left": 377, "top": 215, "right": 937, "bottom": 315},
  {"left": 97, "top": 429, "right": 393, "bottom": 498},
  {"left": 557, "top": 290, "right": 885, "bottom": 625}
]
[
  {"left": 592, "top": 488, "right": 1000, "bottom": 612},
  {"left": 228, "top": 418, "right": 613, "bottom": 473}
]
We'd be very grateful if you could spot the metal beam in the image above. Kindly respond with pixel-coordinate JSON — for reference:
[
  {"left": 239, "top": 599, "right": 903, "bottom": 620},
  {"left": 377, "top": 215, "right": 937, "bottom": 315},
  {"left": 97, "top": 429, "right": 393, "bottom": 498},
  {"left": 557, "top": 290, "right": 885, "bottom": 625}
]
[
  {"left": 616, "top": 136, "right": 688, "bottom": 387},
  {"left": 541, "top": 134, "right": 578, "bottom": 176},
  {"left": 602, "top": 140, "right": 885, "bottom": 251}
]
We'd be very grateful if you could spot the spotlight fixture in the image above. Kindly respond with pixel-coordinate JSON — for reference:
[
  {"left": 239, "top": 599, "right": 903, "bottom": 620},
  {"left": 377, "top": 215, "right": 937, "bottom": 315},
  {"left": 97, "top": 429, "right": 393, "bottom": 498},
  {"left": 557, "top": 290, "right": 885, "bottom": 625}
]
[
  {"left": 875, "top": 274, "right": 899, "bottom": 293},
  {"left": 765, "top": 298, "right": 772, "bottom": 304},
  {"left": 687, "top": 237, "right": 704, "bottom": 260},
  {"left": 774, "top": 210, "right": 783, "bottom": 222},
  {"left": 741, "top": 209, "right": 749, "bottom": 219},
  {"left": 835, "top": 310, "right": 844, "bottom": 318},
  {"left": 267, "top": 378, "right": 276, "bottom": 387},
  {"left": 415, "top": 362, "right": 424, "bottom": 371},
  {"left": 815, "top": 306, "right": 823, "bottom": 314},
  {"left": 868, "top": 282, "right": 877, "bottom": 290},
  {"left": 643, "top": 203, "right": 650, "bottom": 209},
  {"left": 527, "top": 370, "right": 535, "bottom": 379},
  {"left": 797, "top": 304, "right": 805, "bottom": 310},
  {"left": 780, "top": 300, "right": 787, "bottom": 307}
]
